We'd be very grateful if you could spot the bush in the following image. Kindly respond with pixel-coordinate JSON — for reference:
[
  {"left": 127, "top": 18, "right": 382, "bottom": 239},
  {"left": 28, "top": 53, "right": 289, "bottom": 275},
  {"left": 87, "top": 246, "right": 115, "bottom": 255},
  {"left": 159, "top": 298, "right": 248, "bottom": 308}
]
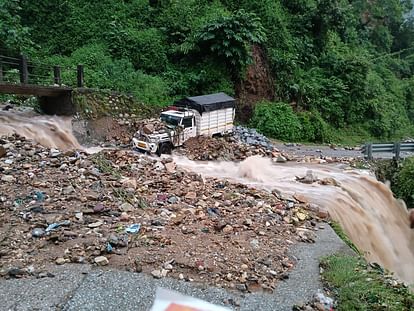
[
  {"left": 43, "top": 43, "right": 171, "bottom": 106},
  {"left": 163, "top": 60, "right": 234, "bottom": 98},
  {"left": 395, "top": 157, "right": 414, "bottom": 208},
  {"left": 106, "top": 24, "right": 168, "bottom": 73},
  {"left": 251, "top": 101, "right": 302, "bottom": 141},
  {"left": 298, "top": 110, "right": 334, "bottom": 143}
]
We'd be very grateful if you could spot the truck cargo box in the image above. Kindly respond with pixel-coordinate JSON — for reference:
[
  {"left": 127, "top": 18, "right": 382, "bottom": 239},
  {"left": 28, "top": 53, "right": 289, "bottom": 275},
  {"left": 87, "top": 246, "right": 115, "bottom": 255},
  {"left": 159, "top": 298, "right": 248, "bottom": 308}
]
[{"left": 175, "top": 92, "right": 235, "bottom": 136}]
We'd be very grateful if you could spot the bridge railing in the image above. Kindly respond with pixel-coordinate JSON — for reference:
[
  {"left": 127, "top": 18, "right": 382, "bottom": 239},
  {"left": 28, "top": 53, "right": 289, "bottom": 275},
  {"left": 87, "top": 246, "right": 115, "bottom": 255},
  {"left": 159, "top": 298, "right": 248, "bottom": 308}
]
[
  {"left": 361, "top": 142, "right": 414, "bottom": 160},
  {"left": 0, "top": 53, "right": 84, "bottom": 88}
]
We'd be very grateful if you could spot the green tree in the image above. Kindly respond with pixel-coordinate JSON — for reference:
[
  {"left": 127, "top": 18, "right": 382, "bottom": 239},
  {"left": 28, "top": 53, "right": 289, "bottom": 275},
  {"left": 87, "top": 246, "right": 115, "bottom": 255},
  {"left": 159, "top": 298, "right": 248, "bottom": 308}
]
[
  {"left": 0, "top": 0, "right": 32, "bottom": 52},
  {"left": 181, "top": 9, "right": 266, "bottom": 77}
]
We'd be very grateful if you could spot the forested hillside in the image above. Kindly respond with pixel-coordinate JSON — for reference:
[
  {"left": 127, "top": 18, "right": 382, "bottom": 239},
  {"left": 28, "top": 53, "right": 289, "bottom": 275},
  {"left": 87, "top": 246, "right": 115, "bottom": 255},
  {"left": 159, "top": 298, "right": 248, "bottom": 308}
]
[{"left": 1, "top": 0, "right": 414, "bottom": 143}]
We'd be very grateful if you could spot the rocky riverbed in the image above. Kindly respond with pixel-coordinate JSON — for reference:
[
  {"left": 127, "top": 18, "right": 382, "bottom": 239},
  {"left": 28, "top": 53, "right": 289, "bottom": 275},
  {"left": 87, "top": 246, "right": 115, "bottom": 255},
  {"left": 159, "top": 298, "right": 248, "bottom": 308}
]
[{"left": 0, "top": 134, "right": 332, "bottom": 293}]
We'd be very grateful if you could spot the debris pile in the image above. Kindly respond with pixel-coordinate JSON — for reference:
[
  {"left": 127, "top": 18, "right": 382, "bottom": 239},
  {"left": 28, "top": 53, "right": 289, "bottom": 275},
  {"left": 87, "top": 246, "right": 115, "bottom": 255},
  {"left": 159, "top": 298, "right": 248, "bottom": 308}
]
[
  {"left": 0, "top": 134, "right": 324, "bottom": 292},
  {"left": 233, "top": 126, "right": 273, "bottom": 150},
  {"left": 180, "top": 135, "right": 278, "bottom": 161},
  {"left": 137, "top": 119, "right": 168, "bottom": 135}
]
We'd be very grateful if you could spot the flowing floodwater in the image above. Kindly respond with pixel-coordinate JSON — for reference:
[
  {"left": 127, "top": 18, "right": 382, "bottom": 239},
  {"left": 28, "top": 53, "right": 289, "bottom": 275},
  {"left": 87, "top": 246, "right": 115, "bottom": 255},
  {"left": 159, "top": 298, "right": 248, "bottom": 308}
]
[
  {"left": 0, "top": 110, "right": 81, "bottom": 150},
  {"left": 0, "top": 110, "right": 102, "bottom": 153},
  {"left": 1, "top": 110, "right": 413, "bottom": 284},
  {"left": 174, "top": 156, "right": 414, "bottom": 285}
]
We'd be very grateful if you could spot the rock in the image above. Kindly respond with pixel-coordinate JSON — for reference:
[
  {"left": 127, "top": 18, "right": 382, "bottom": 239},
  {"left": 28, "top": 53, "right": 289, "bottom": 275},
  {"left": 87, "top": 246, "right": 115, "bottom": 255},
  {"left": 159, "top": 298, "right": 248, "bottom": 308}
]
[
  {"left": 185, "top": 192, "right": 197, "bottom": 200},
  {"left": 133, "top": 257, "right": 143, "bottom": 273},
  {"left": 241, "top": 264, "right": 248, "bottom": 270},
  {"left": 121, "top": 178, "right": 137, "bottom": 189},
  {"left": 151, "top": 269, "right": 162, "bottom": 279},
  {"left": 243, "top": 218, "right": 253, "bottom": 226},
  {"left": 250, "top": 239, "right": 260, "bottom": 249},
  {"left": 62, "top": 185, "right": 75, "bottom": 195},
  {"left": 167, "top": 196, "right": 178, "bottom": 204},
  {"left": 222, "top": 225, "right": 234, "bottom": 233},
  {"left": 93, "top": 203, "right": 105, "bottom": 213},
  {"left": 226, "top": 273, "right": 233, "bottom": 281},
  {"left": 143, "top": 124, "right": 154, "bottom": 134},
  {"left": 297, "top": 170, "right": 317, "bottom": 184},
  {"left": 135, "top": 264, "right": 143, "bottom": 273},
  {"left": 1, "top": 175, "right": 15, "bottom": 182},
  {"left": 0, "top": 146, "right": 6, "bottom": 157},
  {"left": 49, "top": 148, "right": 61, "bottom": 157},
  {"left": 317, "top": 208, "right": 329, "bottom": 219},
  {"left": 276, "top": 155, "right": 287, "bottom": 163},
  {"left": 108, "top": 234, "right": 128, "bottom": 247},
  {"left": 6, "top": 268, "right": 27, "bottom": 278},
  {"left": 293, "top": 194, "right": 308, "bottom": 204},
  {"left": 119, "top": 212, "right": 130, "bottom": 221},
  {"left": 179, "top": 273, "right": 184, "bottom": 280},
  {"left": 63, "top": 231, "right": 77, "bottom": 237},
  {"left": 94, "top": 256, "right": 109, "bottom": 266},
  {"left": 32, "top": 228, "right": 45, "bottom": 238},
  {"left": 88, "top": 221, "right": 103, "bottom": 228},
  {"left": 55, "top": 257, "right": 66, "bottom": 265},
  {"left": 120, "top": 202, "right": 134, "bottom": 212},
  {"left": 314, "top": 303, "right": 325, "bottom": 311},
  {"left": 236, "top": 284, "right": 247, "bottom": 291},
  {"left": 164, "top": 263, "right": 173, "bottom": 271},
  {"left": 320, "top": 178, "right": 340, "bottom": 186},
  {"left": 75, "top": 212, "right": 83, "bottom": 221},
  {"left": 154, "top": 162, "right": 164, "bottom": 171},
  {"left": 164, "top": 162, "right": 176, "bottom": 173},
  {"left": 296, "top": 212, "right": 308, "bottom": 221}
]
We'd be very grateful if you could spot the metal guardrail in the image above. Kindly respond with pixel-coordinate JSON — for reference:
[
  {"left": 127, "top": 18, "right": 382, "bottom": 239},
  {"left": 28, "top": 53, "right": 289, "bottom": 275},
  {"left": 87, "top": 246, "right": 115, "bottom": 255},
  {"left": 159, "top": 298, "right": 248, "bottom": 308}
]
[{"left": 361, "top": 142, "right": 414, "bottom": 160}]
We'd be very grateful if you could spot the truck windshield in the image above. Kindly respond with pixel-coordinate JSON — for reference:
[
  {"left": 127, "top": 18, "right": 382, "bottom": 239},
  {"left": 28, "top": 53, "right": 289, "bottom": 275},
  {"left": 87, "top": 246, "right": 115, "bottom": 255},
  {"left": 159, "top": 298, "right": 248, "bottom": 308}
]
[{"left": 160, "top": 114, "right": 182, "bottom": 126}]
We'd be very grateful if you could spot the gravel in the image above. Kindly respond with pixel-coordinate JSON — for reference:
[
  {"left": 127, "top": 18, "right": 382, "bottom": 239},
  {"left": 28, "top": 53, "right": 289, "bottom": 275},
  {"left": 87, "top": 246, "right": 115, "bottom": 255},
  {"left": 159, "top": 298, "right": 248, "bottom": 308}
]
[{"left": 0, "top": 225, "right": 351, "bottom": 311}]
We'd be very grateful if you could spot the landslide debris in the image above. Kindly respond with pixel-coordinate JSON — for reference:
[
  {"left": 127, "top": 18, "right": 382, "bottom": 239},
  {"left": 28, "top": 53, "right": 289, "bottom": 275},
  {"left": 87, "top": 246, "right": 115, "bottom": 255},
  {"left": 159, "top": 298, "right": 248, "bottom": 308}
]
[{"left": 0, "top": 134, "right": 324, "bottom": 293}]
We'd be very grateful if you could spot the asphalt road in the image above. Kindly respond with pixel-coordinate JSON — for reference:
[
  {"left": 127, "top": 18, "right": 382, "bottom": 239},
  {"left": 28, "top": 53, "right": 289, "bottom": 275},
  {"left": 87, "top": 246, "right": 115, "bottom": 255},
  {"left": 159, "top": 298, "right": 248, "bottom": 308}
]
[{"left": 0, "top": 225, "right": 351, "bottom": 311}]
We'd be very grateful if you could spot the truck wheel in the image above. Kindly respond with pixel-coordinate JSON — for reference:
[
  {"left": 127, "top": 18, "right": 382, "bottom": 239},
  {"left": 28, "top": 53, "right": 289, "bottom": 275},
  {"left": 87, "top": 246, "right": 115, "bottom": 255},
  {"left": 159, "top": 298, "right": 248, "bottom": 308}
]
[{"left": 157, "top": 143, "right": 172, "bottom": 156}]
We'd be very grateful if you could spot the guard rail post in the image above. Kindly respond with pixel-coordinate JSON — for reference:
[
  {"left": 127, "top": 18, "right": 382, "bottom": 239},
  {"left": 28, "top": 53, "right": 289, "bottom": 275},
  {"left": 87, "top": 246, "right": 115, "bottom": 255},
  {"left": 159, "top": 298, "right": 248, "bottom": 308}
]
[{"left": 394, "top": 142, "right": 401, "bottom": 161}]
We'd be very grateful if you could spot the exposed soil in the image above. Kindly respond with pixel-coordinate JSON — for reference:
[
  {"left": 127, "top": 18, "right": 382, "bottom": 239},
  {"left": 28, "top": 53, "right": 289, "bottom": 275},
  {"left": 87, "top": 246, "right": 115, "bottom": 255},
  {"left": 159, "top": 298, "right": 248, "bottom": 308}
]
[{"left": 236, "top": 45, "right": 275, "bottom": 123}]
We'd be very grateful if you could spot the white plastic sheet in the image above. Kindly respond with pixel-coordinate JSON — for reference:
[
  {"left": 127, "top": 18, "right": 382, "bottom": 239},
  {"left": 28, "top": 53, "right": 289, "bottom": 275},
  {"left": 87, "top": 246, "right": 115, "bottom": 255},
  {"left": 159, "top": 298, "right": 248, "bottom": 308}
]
[{"left": 150, "top": 288, "right": 231, "bottom": 311}]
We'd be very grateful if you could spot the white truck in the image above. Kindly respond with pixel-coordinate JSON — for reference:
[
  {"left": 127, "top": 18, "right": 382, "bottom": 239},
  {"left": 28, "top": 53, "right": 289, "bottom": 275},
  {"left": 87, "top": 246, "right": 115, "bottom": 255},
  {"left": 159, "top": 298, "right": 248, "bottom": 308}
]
[{"left": 133, "top": 92, "right": 235, "bottom": 155}]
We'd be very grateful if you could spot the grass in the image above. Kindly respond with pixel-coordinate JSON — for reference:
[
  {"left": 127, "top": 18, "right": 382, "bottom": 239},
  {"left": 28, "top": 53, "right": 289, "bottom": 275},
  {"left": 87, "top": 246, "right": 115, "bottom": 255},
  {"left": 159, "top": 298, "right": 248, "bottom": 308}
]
[
  {"left": 321, "top": 254, "right": 414, "bottom": 311},
  {"left": 330, "top": 221, "right": 361, "bottom": 255},
  {"left": 91, "top": 153, "right": 122, "bottom": 179}
]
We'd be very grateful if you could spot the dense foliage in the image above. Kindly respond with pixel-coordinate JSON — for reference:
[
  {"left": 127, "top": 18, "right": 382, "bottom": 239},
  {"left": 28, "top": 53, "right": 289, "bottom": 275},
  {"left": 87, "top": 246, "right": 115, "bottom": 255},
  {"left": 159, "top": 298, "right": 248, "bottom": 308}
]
[
  {"left": 395, "top": 157, "right": 414, "bottom": 208},
  {"left": 375, "top": 158, "right": 414, "bottom": 208},
  {"left": 2, "top": 0, "right": 414, "bottom": 141}
]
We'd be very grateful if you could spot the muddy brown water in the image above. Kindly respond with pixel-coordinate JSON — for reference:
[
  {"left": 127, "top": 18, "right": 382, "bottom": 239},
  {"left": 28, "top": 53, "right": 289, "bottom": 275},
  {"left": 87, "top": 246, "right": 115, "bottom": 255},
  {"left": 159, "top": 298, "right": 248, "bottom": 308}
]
[{"left": 1, "top": 110, "right": 413, "bottom": 285}]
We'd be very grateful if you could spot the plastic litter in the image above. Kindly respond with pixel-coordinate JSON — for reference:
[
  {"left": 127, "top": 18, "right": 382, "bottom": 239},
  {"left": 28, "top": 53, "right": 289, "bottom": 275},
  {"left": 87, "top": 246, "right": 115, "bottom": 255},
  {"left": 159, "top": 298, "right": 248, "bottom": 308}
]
[
  {"left": 125, "top": 223, "right": 141, "bottom": 234},
  {"left": 106, "top": 242, "right": 113, "bottom": 253},
  {"left": 150, "top": 288, "right": 231, "bottom": 311},
  {"left": 315, "top": 290, "right": 335, "bottom": 310},
  {"left": 34, "top": 191, "right": 45, "bottom": 202},
  {"left": 207, "top": 207, "right": 219, "bottom": 217},
  {"left": 32, "top": 228, "right": 45, "bottom": 237},
  {"left": 46, "top": 220, "right": 71, "bottom": 232}
]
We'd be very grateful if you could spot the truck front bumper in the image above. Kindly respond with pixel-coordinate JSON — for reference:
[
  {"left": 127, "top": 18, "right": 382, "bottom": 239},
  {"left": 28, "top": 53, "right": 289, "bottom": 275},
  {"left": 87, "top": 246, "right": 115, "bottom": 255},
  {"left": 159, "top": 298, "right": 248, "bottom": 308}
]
[{"left": 132, "top": 138, "right": 157, "bottom": 153}]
